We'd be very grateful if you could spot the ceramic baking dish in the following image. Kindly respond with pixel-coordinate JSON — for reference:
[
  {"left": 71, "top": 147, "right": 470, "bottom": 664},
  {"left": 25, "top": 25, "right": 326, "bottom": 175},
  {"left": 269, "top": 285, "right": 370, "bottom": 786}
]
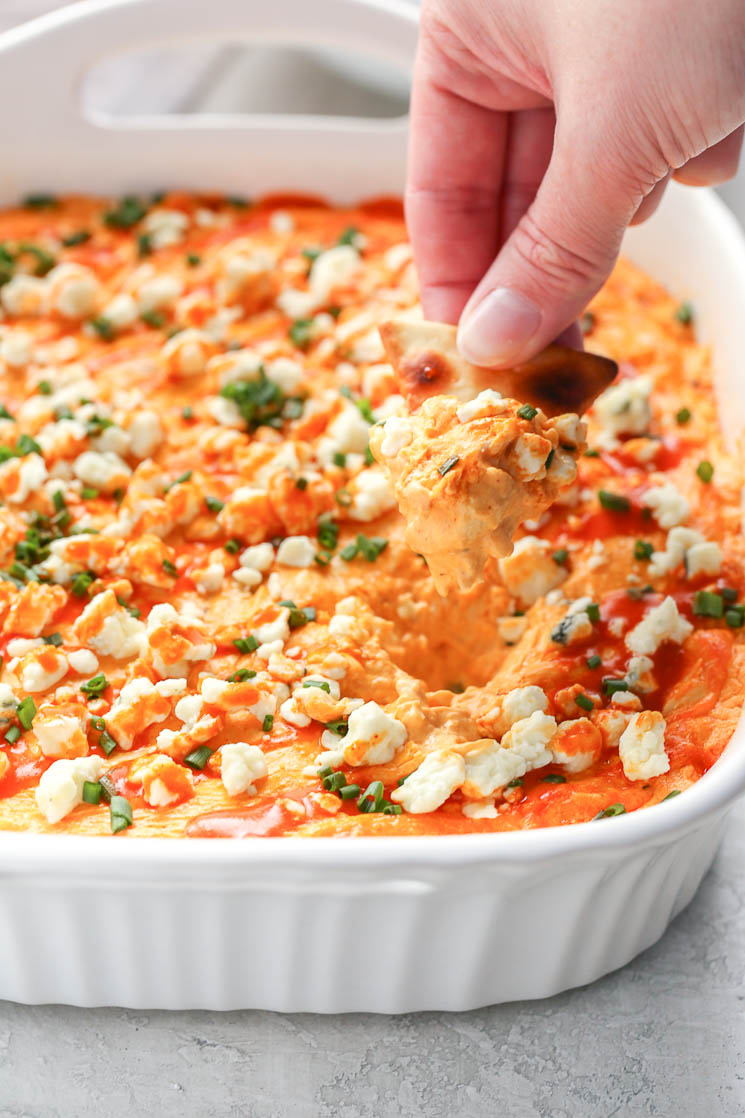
[{"left": 0, "top": 0, "right": 744, "bottom": 1013}]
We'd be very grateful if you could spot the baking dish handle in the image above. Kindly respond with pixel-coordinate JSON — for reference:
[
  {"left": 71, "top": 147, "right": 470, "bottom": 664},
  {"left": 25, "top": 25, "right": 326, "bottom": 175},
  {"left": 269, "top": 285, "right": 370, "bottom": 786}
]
[{"left": 0, "top": 0, "right": 419, "bottom": 202}]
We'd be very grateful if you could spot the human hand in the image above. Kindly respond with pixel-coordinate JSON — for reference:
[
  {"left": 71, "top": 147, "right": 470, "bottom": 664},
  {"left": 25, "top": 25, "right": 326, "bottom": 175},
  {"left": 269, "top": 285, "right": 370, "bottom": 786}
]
[{"left": 407, "top": 0, "right": 745, "bottom": 366}]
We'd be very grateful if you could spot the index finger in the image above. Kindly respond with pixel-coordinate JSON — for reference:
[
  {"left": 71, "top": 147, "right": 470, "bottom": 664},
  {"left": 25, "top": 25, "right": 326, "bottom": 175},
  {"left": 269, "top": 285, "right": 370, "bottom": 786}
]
[{"left": 405, "top": 66, "right": 507, "bottom": 324}]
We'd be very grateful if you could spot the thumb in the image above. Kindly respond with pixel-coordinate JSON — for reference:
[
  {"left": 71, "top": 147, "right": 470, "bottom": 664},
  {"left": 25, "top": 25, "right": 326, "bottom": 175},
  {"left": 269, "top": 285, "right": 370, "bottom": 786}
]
[{"left": 457, "top": 124, "right": 641, "bottom": 367}]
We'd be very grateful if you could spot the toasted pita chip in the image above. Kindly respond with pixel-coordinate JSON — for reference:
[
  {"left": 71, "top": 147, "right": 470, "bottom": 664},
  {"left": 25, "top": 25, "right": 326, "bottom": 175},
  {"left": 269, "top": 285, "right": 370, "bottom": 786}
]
[{"left": 379, "top": 319, "right": 617, "bottom": 416}]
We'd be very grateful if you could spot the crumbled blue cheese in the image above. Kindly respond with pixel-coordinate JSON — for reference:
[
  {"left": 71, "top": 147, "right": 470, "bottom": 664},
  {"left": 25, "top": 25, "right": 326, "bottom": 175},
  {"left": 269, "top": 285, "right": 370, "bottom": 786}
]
[
  {"left": 592, "top": 374, "right": 652, "bottom": 438},
  {"left": 391, "top": 748, "right": 465, "bottom": 813},
  {"left": 220, "top": 742, "right": 268, "bottom": 797},
  {"left": 625, "top": 595, "right": 693, "bottom": 655},
  {"left": 618, "top": 710, "right": 669, "bottom": 780},
  {"left": 35, "top": 755, "right": 104, "bottom": 824},
  {"left": 642, "top": 482, "right": 690, "bottom": 529},
  {"left": 341, "top": 701, "right": 407, "bottom": 766},
  {"left": 498, "top": 536, "right": 568, "bottom": 607}
]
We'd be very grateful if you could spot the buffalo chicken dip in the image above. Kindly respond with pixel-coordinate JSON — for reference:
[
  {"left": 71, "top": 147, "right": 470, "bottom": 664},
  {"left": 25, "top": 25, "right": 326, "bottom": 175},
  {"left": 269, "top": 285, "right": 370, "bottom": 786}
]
[{"left": 0, "top": 192, "right": 740, "bottom": 837}]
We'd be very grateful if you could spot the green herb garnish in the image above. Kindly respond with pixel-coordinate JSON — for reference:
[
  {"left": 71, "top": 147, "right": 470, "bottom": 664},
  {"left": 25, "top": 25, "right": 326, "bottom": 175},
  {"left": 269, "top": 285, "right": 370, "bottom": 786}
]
[
  {"left": 593, "top": 803, "right": 627, "bottom": 820},
  {"left": 598, "top": 490, "right": 630, "bottom": 513},
  {"left": 110, "top": 794, "right": 133, "bottom": 834},
  {"left": 184, "top": 746, "right": 214, "bottom": 770},
  {"left": 80, "top": 673, "right": 109, "bottom": 699}
]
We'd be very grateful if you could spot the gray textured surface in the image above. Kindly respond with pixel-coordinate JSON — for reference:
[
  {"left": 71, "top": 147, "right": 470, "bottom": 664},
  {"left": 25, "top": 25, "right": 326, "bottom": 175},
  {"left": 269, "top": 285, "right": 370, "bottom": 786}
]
[{"left": 0, "top": 797, "right": 743, "bottom": 1116}]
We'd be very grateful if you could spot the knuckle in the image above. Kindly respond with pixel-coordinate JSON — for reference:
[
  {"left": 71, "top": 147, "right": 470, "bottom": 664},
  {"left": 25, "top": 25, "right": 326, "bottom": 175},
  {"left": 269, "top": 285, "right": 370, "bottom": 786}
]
[{"left": 510, "top": 212, "right": 607, "bottom": 288}]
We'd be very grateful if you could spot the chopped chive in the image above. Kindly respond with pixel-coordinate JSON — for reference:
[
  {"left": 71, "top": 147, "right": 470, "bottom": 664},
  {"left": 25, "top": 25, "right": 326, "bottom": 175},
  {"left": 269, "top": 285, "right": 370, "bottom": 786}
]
[
  {"left": 103, "top": 196, "right": 147, "bottom": 230},
  {"left": 662, "top": 789, "right": 682, "bottom": 801},
  {"left": 337, "top": 226, "right": 360, "bottom": 246},
  {"left": 721, "top": 586, "right": 738, "bottom": 602},
  {"left": 287, "top": 606, "right": 316, "bottom": 630},
  {"left": 162, "top": 559, "right": 178, "bottom": 577},
  {"left": 357, "top": 780, "right": 385, "bottom": 814},
  {"left": 437, "top": 455, "right": 460, "bottom": 477},
  {"left": 317, "top": 518, "right": 339, "bottom": 551},
  {"left": 110, "top": 794, "right": 133, "bottom": 834},
  {"left": 14, "top": 433, "right": 41, "bottom": 457},
  {"left": 4, "top": 725, "right": 20, "bottom": 744},
  {"left": 575, "top": 693, "right": 594, "bottom": 712},
  {"left": 696, "top": 460, "right": 714, "bottom": 483},
  {"left": 302, "top": 680, "right": 331, "bottom": 693},
  {"left": 295, "top": 477, "right": 308, "bottom": 491},
  {"left": 89, "top": 315, "right": 114, "bottom": 341},
  {"left": 593, "top": 803, "right": 627, "bottom": 819},
  {"left": 545, "top": 449, "right": 555, "bottom": 469},
  {"left": 586, "top": 654, "right": 602, "bottom": 670},
  {"left": 0, "top": 405, "right": 13, "bottom": 420},
  {"left": 339, "top": 783, "right": 361, "bottom": 800},
  {"left": 80, "top": 673, "right": 109, "bottom": 698},
  {"left": 324, "top": 719, "right": 348, "bottom": 737},
  {"left": 553, "top": 548, "right": 569, "bottom": 566},
  {"left": 228, "top": 668, "right": 256, "bottom": 682},
  {"left": 186, "top": 253, "right": 201, "bottom": 267},
  {"left": 98, "top": 729, "right": 117, "bottom": 756},
  {"left": 602, "top": 678, "right": 629, "bottom": 695},
  {"left": 43, "top": 632, "right": 63, "bottom": 646},
  {"left": 141, "top": 309, "right": 165, "bottom": 329},
  {"left": 62, "top": 230, "right": 91, "bottom": 247},
  {"left": 262, "top": 714, "right": 274, "bottom": 733},
  {"left": 234, "top": 636, "right": 259, "bottom": 654},
  {"left": 517, "top": 404, "right": 538, "bottom": 420},
  {"left": 81, "top": 487, "right": 99, "bottom": 500},
  {"left": 24, "top": 194, "right": 57, "bottom": 210},
  {"left": 205, "top": 495, "right": 224, "bottom": 513},
  {"left": 584, "top": 448, "right": 600, "bottom": 458},
  {"left": 694, "top": 590, "right": 724, "bottom": 618},
  {"left": 598, "top": 490, "right": 630, "bottom": 512},
  {"left": 586, "top": 602, "right": 600, "bottom": 622},
  {"left": 185, "top": 745, "right": 214, "bottom": 770},
  {"left": 674, "top": 301, "right": 693, "bottom": 325},
  {"left": 339, "top": 533, "right": 388, "bottom": 563},
  {"left": 676, "top": 407, "right": 691, "bottom": 425},
  {"left": 332, "top": 451, "right": 347, "bottom": 468},
  {"left": 634, "top": 540, "right": 654, "bottom": 561},
  {"left": 181, "top": 405, "right": 194, "bottom": 420},
  {"left": 505, "top": 778, "right": 524, "bottom": 789},
  {"left": 166, "top": 470, "right": 192, "bottom": 490},
  {"left": 725, "top": 606, "right": 745, "bottom": 629},
  {"left": 289, "top": 318, "right": 314, "bottom": 349},
  {"left": 542, "top": 773, "right": 567, "bottom": 784},
  {"left": 137, "top": 233, "right": 153, "bottom": 258},
  {"left": 322, "top": 771, "right": 347, "bottom": 792},
  {"left": 82, "top": 780, "right": 102, "bottom": 805},
  {"left": 17, "top": 697, "right": 36, "bottom": 730},
  {"left": 224, "top": 538, "right": 241, "bottom": 555},
  {"left": 335, "top": 488, "right": 352, "bottom": 507}
]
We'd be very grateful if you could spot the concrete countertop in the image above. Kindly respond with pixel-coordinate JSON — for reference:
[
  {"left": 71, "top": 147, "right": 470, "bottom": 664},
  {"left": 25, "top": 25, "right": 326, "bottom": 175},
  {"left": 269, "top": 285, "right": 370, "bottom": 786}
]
[{"left": 0, "top": 798, "right": 742, "bottom": 1116}]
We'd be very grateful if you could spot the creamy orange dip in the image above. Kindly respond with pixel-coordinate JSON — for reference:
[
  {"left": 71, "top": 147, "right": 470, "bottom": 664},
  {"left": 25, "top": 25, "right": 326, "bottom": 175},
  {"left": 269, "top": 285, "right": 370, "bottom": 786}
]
[
  {"left": 0, "top": 191, "right": 741, "bottom": 838},
  {"left": 369, "top": 391, "right": 586, "bottom": 592}
]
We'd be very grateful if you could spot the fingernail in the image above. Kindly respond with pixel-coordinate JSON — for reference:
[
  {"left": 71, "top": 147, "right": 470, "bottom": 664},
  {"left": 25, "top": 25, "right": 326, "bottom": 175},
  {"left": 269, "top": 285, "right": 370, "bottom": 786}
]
[{"left": 458, "top": 288, "right": 542, "bottom": 366}]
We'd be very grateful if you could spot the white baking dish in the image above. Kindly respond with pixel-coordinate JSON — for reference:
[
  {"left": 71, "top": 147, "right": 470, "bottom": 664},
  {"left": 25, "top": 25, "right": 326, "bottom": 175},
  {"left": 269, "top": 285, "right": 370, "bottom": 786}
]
[{"left": 0, "top": 0, "right": 744, "bottom": 1013}]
